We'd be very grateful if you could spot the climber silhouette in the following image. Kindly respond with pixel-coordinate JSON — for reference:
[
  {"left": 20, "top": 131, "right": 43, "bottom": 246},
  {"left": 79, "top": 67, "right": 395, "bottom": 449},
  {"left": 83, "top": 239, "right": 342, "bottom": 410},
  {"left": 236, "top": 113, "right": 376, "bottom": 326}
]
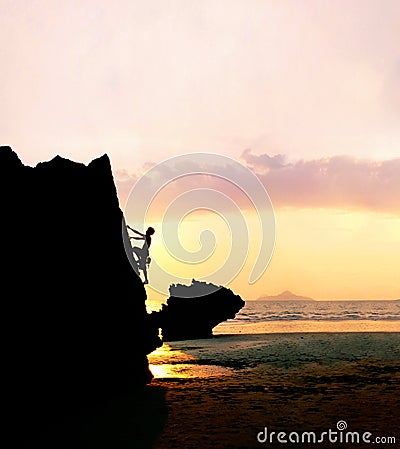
[{"left": 127, "top": 225, "right": 155, "bottom": 284}]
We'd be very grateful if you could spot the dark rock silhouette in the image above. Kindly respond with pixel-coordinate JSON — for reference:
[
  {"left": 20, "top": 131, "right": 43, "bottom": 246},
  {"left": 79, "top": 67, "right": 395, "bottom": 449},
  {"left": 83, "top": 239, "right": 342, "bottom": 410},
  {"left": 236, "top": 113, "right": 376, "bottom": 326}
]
[
  {"left": 0, "top": 146, "right": 161, "bottom": 446},
  {"left": 151, "top": 280, "right": 245, "bottom": 341}
]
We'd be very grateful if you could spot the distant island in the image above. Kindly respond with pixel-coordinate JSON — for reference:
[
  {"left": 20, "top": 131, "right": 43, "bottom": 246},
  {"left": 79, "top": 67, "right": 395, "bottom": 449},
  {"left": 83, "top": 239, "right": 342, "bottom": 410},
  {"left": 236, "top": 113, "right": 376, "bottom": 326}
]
[{"left": 257, "top": 290, "right": 314, "bottom": 301}]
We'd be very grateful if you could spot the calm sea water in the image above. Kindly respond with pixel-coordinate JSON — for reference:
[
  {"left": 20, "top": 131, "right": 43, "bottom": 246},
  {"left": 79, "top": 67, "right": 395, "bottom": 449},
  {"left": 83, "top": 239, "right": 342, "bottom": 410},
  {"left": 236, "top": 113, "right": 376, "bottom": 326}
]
[
  {"left": 147, "top": 299, "right": 400, "bottom": 321},
  {"left": 147, "top": 299, "right": 400, "bottom": 334},
  {"left": 231, "top": 300, "right": 400, "bottom": 322}
]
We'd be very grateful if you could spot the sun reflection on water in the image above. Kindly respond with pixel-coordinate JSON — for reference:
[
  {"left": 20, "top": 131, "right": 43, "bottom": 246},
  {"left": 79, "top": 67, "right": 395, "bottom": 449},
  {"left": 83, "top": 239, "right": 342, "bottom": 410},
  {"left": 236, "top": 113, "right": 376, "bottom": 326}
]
[{"left": 148, "top": 343, "right": 233, "bottom": 379}]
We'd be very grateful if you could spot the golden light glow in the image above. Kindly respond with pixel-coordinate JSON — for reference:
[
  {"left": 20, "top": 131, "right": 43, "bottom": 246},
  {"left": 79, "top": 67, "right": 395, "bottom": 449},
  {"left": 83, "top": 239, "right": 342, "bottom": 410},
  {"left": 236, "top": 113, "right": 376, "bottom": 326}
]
[
  {"left": 147, "top": 208, "right": 400, "bottom": 301},
  {"left": 148, "top": 343, "right": 197, "bottom": 379},
  {"left": 148, "top": 344, "right": 233, "bottom": 379},
  {"left": 214, "top": 320, "right": 400, "bottom": 335}
]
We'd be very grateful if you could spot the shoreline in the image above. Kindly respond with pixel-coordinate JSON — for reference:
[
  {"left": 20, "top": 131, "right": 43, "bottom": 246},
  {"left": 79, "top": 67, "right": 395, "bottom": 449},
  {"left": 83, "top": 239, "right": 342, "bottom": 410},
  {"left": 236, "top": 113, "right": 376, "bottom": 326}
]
[
  {"left": 149, "top": 331, "right": 400, "bottom": 378},
  {"left": 214, "top": 319, "right": 400, "bottom": 335},
  {"left": 149, "top": 332, "right": 400, "bottom": 448}
]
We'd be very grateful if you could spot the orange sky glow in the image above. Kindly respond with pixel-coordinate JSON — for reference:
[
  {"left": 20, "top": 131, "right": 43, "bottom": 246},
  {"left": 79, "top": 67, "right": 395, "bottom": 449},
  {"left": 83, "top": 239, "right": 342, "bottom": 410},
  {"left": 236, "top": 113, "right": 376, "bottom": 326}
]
[{"left": 1, "top": 1, "right": 399, "bottom": 299}]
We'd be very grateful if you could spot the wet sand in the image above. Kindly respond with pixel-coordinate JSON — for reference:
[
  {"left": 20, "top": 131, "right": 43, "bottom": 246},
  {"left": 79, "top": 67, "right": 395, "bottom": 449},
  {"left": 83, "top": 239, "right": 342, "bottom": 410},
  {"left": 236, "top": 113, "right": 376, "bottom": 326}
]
[
  {"left": 33, "top": 332, "right": 399, "bottom": 448},
  {"left": 149, "top": 332, "right": 400, "bottom": 449}
]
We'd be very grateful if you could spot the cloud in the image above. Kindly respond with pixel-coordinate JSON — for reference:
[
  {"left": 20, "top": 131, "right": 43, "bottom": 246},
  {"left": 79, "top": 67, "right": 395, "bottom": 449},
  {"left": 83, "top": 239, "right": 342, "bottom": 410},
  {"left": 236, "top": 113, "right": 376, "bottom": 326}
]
[
  {"left": 115, "top": 155, "right": 261, "bottom": 216},
  {"left": 115, "top": 151, "right": 400, "bottom": 216},
  {"left": 241, "top": 150, "right": 400, "bottom": 214},
  {"left": 241, "top": 149, "right": 286, "bottom": 170},
  {"left": 113, "top": 169, "right": 139, "bottom": 209}
]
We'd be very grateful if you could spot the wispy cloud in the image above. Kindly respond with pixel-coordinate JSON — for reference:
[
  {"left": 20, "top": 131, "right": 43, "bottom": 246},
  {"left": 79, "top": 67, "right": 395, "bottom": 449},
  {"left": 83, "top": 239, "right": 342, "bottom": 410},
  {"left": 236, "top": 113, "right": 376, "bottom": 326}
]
[
  {"left": 241, "top": 149, "right": 286, "bottom": 170},
  {"left": 242, "top": 150, "right": 400, "bottom": 214},
  {"left": 114, "top": 151, "right": 400, "bottom": 215}
]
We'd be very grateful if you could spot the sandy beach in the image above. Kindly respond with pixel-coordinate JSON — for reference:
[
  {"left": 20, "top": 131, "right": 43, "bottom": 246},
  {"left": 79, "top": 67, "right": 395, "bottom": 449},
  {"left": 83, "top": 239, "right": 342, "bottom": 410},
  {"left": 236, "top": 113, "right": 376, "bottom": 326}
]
[
  {"left": 148, "top": 332, "right": 400, "bottom": 449},
  {"left": 19, "top": 317, "right": 400, "bottom": 449},
  {"left": 12, "top": 332, "right": 400, "bottom": 448}
]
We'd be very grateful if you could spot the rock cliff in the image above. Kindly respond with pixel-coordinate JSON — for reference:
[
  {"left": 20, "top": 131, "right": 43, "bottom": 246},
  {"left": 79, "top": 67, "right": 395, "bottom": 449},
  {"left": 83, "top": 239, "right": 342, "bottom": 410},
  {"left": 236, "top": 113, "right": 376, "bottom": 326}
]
[
  {"left": 0, "top": 146, "right": 160, "bottom": 444},
  {"left": 151, "top": 280, "right": 245, "bottom": 341}
]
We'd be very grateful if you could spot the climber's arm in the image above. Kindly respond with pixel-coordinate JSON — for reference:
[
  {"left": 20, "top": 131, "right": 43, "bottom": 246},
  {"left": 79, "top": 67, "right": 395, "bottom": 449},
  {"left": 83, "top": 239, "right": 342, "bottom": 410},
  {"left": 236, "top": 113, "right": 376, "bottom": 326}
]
[{"left": 127, "top": 225, "right": 145, "bottom": 237}]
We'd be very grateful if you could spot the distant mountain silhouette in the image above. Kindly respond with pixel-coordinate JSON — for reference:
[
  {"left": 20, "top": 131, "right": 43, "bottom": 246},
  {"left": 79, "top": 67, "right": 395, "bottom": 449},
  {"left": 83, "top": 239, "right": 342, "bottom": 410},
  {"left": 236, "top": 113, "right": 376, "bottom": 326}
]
[
  {"left": 150, "top": 280, "right": 245, "bottom": 341},
  {"left": 257, "top": 290, "right": 314, "bottom": 301},
  {"left": 0, "top": 146, "right": 162, "bottom": 446}
]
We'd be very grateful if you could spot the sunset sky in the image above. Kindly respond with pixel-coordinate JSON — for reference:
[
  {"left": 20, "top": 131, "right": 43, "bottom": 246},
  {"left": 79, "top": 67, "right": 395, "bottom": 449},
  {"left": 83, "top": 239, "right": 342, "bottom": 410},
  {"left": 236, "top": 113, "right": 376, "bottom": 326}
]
[{"left": 1, "top": 1, "right": 399, "bottom": 299}]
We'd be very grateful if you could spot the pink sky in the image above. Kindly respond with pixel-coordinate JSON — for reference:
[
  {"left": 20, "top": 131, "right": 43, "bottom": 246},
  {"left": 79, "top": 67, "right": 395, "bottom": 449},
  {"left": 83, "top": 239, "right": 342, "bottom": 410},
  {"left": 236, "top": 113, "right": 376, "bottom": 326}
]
[
  {"left": 1, "top": 1, "right": 399, "bottom": 299},
  {"left": 115, "top": 150, "right": 400, "bottom": 215},
  {"left": 1, "top": 0, "right": 399, "bottom": 169}
]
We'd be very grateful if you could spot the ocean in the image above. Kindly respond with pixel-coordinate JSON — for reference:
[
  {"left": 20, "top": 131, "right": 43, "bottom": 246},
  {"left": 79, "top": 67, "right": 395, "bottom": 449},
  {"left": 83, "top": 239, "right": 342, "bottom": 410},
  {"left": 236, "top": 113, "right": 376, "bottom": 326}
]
[
  {"left": 221, "top": 299, "right": 400, "bottom": 322},
  {"left": 147, "top": 299, "right": 400, "bottom": 335}
]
